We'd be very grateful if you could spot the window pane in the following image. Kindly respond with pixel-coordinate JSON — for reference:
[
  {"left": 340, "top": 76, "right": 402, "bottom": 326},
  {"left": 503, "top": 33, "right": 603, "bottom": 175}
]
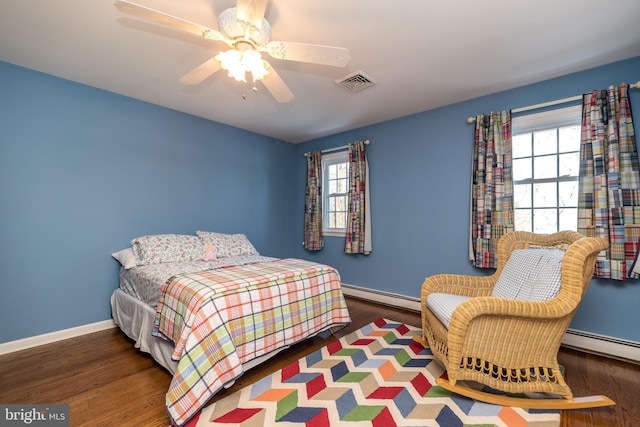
[
  {"left": 559, "top": 152, "right": 579, "bottom": 177},
  {"left": 336, "top": 195, "right": 347, "bottom": 211},
  {"left": 513, "top": 133, "right": 532, "bottom": 158},
  {"left": 514, "top": 184, "right": 532, "bottom": 208},
  {"left": 533, "top": 182, "right": 557, "bottom": 207},
  {"left": 513, "top": 158, "right": 532, "bottom": 180},
  {"left": 329, "top": 197, "right": 336, "bottom": 210},
  {"left": 336, "top": 178, "right": 348, "bottom": 193},
  {"left": 559, "top": 181, "right": 578, "bottom": 207},
  {"left": 534, "top": 155, "right": 558, "bottom": 179},
  {"left": 515, "top": 209, "right": 532, "bottom": 232},
  {"left": 329, "top": 180, "right": 337, "bottom": 194},
  {"left": 533, "top": 129, "right": 557, "bottom": 155},
  {"left": 337, "top": 163, "right": 348, "bottom": 178},
  {"left": 559, "top": 208, "right": 577, "bottom": 231},
  {"left": 533, "top": 208, "right": 558, "bottom": 234},
  {"left": 559, "top": 125, "right": 580, "bottom": 153},
  {"left": 328, "top": 164, "right": 337, "bottom": 179},
  {"left": 328, "top": 212, "right": 336, "bottom": 228},
  {"left": 335, "top": 212, "right": 346, "bottom": 228}
]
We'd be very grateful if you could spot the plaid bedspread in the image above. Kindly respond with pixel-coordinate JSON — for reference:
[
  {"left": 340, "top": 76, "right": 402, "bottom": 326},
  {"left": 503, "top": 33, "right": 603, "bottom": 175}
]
[{"left": 152, "top": 258, "right": 351, "bottom": 426}]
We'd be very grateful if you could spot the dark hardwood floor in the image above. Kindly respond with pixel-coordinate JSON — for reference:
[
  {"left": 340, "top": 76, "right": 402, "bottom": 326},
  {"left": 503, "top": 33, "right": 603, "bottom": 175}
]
[{"left": 1, "top": 296, "right": 638, "bottom": 426}]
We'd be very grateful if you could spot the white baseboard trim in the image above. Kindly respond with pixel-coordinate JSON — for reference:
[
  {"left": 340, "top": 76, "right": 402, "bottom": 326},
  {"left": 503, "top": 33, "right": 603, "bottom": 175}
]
[
  {"left": 0, "top": 320, "right": 116, "bottom": 355},
  {"left": 341, "top": 283, "right": 640, "bottom": 363},
  {"left": 341, "top": 283, "right": 421, "bottom": 312}
]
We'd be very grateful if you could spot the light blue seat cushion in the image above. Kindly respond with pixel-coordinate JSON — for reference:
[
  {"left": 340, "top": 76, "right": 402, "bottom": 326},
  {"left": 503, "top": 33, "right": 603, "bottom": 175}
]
[
  {"left": 427, "top": 248, "right": 564, "bottom": 329},
  {"left": 426, "top": 293, "right": 471, "bottom": 328}
]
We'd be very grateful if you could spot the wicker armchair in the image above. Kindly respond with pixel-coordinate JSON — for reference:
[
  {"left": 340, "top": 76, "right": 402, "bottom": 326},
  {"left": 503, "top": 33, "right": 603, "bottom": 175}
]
[{"left": 419, "top": 231, "right": 610, "bottom": 405}]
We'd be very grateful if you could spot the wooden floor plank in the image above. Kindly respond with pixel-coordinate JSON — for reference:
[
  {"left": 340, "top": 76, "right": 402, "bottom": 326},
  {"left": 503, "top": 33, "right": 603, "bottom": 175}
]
[{"left": 0, "top": 297, "right": 638, "bottom": 427}]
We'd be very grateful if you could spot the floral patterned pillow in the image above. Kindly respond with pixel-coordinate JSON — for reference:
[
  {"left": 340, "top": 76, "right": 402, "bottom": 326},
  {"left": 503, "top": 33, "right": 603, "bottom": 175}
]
[
  {"left": 196, "top": 231, "right": 259, "bottom": 258},
  {"left": 131, "top": 234, "right": 204, "bottom": 266}
]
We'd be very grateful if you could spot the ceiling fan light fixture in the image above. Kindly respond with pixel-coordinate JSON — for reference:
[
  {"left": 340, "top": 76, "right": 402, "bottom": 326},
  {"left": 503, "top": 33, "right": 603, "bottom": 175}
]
[{"left": 215, "top": 49, "right": 269, "bottom": 83}]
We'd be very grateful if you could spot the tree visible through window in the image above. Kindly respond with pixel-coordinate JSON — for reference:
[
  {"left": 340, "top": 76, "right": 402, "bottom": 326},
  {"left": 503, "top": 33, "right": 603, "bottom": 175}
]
[{"left": 512, "top": 106, "right": 581, "bottom": 233}]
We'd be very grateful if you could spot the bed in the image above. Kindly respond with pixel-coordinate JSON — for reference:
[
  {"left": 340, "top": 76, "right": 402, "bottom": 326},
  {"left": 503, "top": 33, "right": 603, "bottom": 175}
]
[{"left": 110, "top": 232, "right": 351, "bottom": 426}]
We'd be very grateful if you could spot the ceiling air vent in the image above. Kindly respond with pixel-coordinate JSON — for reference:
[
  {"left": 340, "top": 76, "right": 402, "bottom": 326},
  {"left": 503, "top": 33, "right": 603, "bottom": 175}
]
[{"left": 335, "top": 70, "right": 376, "bottom": 93}]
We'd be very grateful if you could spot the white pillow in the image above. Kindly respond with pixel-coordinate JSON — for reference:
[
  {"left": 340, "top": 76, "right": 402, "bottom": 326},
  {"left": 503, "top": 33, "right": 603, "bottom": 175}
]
[
  {"left": 111, "top": 248, "right": 137, "bottom": 269},
  {"left": 492, "top": 248, "right": 564, "bottom": 301},
  {"left": 522, "top": 250, "right": 564, "bottom": 301}
]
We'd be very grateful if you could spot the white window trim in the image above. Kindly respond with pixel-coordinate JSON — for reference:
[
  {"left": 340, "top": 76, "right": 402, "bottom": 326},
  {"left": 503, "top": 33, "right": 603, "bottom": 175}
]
[
  {"left": 511, "top": 104, "right": 582, "bottom": 233},
  {"left": 322, "top": 151, "right": 349, "bottom": 237}
]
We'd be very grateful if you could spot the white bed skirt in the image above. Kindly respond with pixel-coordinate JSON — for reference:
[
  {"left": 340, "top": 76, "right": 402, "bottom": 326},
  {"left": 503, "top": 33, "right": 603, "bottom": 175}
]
[
  {"left": 111, "top": 288, "right": 179, "bottom": 373},
  {"left": 110, "top": 288, "right": 295, "bottom": 375}
]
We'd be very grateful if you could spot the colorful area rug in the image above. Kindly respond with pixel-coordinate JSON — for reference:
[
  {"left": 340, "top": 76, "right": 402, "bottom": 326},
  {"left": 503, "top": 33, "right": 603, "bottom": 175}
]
[{"left": 184, "top": 318, "right": 560, "bottom": 426}]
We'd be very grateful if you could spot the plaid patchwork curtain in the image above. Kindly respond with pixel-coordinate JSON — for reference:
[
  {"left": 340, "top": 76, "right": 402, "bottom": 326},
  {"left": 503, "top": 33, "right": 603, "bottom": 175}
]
[
  {"left": 470, "top": 111, "right": 514, "bottom": 268},
  {"left": 578, "top": 83, "right": 639, "bottom": 280},
  {"left": 303, "top": 151, "right": 324, "bottom": 251},
  {"left": 344, "top": 141, "right": 371, "bottom": 254}
]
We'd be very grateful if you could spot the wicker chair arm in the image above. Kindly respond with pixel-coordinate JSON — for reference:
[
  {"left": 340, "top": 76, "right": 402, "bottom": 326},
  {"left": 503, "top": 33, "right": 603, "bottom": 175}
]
[
  {"left": 421, "top": 273, "right": 497, "bottom": 301},
  {"left": 448, "top": 295, "right": 577, "bottom": 335}
]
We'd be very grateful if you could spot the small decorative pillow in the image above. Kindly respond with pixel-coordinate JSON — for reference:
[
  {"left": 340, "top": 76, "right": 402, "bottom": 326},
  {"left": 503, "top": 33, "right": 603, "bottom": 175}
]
[
  {"left": 131, "top": 234, "right": 204, "bottom": 266},
  {"left": 111, "top": 247, "right": 138, "bottom": 269},
  {"left": 201, "top": 244, "right": 217, "bottom": 261},
  {"left": 196, "top": 231, "right": 259, "bottom": 258}
]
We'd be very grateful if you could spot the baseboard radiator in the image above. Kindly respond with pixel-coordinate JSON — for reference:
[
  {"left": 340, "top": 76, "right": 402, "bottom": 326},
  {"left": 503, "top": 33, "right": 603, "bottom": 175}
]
[{"left": 341, "top": 283, "right": 640, "bottom": 364}]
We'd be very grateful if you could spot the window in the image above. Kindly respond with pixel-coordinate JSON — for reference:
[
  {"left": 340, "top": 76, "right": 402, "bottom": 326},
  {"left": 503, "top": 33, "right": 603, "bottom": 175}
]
[
  {"left": 322, "top": 151, "right": 349, "bottom": 236},
  {"left": 512, "top": 105, "right": 581, "bottom": 233}
]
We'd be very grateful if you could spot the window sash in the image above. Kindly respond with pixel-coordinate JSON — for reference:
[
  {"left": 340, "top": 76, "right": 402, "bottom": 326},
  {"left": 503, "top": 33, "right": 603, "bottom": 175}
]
[
  {"left": 512, "top": 105, "right": 581, "bottom": 233},
  {"left": 322, "top": 151, "right": 349, "bottom": 235}
]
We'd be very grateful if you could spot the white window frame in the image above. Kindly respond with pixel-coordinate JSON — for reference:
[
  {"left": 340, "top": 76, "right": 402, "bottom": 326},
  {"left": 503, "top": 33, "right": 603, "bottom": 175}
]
[
  {"left": 512, "top": 105, "right": 582, "bottom": 233},
  {"left": 322, "top": 151, "right": 349, "bottom": 236}
]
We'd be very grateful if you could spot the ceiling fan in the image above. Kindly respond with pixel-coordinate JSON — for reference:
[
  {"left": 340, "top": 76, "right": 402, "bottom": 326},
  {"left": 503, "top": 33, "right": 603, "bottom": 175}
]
[{"left": 113, "top": 0, "right": 351, "bottom": 103}]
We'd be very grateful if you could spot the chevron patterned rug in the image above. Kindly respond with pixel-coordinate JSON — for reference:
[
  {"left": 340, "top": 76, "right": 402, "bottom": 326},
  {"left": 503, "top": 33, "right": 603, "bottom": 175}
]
[{"left": 184, "top": 318, "right": 560, "bottom": 426}]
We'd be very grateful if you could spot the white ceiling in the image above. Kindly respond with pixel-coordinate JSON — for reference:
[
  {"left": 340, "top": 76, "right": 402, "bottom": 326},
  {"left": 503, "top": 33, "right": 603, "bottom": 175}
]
[{"left": 1, "top": 0, "right": 639, "bottom": 143}]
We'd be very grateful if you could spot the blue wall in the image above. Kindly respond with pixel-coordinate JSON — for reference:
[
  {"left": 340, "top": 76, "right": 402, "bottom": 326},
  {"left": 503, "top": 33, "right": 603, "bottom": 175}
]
[
  {"left": 2, "top": 57, "right": 640, "bottom": 345},
  {"left": 0, "top": 61, "right": 297, "bottom": 343},
  {"left": 293, "top": 56, "right": 640, "bottom": 343}
]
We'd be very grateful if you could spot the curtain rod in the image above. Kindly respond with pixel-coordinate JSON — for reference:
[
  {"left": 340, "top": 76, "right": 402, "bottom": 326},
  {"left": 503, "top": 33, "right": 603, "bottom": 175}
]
[
  {"left": 304, "top": 140, "right": 370, "bottom": 157},
  {"left": 466, "top": 80, "right": 640, "bottom": 124}
]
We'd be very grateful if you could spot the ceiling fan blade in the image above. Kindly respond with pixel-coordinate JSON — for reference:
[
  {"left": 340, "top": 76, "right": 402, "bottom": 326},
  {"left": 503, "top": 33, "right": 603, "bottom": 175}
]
[
  {"left": 114, "top": 0, "right": 229, "bottom": 44},
  {"left": 179, "top": 58, "right": 222, "bottom": 85},
  {"left": 265, "top": 41, "right": 350, "bottom": 67},
  {"left": 261, "top": 62, "right": 294, "bottom": 103},
  {"left": 236, "top": 0, "right": 268, "bottom": 31}
]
